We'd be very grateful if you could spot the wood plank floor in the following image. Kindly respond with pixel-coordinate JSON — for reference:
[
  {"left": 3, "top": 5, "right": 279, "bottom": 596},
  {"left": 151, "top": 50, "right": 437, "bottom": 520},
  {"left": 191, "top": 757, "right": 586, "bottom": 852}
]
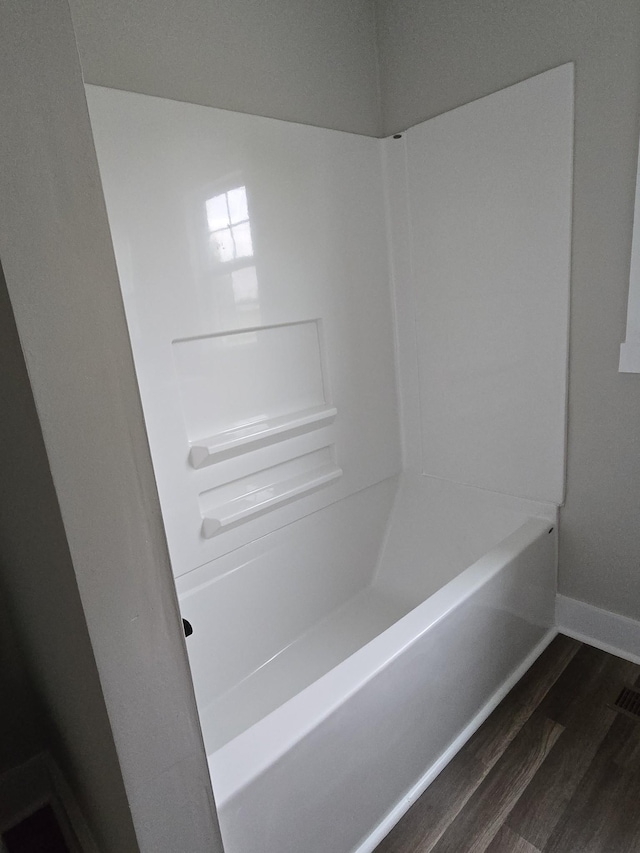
[{"left": 375, "top": 635, "right": 640, "bottom": 853}]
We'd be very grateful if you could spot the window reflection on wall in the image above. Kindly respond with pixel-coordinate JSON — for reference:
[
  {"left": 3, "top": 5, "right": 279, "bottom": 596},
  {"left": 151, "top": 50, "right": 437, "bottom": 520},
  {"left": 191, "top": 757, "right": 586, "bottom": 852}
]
[
  {"left": 206, "top": 185, "right": 254, "bottom": 264},
  {"left": 204, "top": 183, "right": 260, "bottom": 329}
]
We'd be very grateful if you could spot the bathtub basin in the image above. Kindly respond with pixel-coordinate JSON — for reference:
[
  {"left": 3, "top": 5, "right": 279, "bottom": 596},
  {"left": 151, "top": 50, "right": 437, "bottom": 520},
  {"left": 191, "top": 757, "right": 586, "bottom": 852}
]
[{"left": 178, "top": 473, "right": 557, "bottom": 853}]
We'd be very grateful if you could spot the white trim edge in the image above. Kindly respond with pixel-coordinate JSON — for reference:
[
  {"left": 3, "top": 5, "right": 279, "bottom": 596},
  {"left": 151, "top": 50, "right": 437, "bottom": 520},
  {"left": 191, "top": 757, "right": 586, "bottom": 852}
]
[
  {"left": 352, "top": 627, "right": 558, "bottom": 853},
  {"left": 619, "top": 341, "right": 640, "bottom": 374},
  {"left": 556, "top": 594, "right": 640, "bottom": 665},
  {"left": 620, "top": 114, "right": 640, "bottom": 374}
]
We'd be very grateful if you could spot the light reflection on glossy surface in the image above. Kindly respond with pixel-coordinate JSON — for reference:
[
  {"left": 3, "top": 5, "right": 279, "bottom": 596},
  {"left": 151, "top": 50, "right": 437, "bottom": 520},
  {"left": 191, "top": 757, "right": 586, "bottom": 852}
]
[
  {"left": 206, "top": 185, "right": 253, "bottom": 264},
  {"left": 202, "top": 182, "right": 261, "bottom": 326},
  {"left": 86, "top": 84, "right": 400, "bottom": 573}
]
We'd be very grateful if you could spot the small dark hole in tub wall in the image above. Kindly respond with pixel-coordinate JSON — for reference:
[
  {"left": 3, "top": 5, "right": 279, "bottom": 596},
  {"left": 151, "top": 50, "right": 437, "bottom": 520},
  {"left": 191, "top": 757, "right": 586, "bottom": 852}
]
[
  {"left": 393, "top": 134, "right": 403, "bottom": 139},
  {"left": 549, "top": 527, "right": 554, "bottom": 534},
  {"left": 183, "top": 618, "right": 193, "bottom": 637}
]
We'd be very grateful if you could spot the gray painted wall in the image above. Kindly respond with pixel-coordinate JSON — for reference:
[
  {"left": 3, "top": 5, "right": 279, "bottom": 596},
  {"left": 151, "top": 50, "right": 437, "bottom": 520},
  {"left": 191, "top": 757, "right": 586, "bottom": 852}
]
[
  {"left": 0, "top": 2, "right": 224, "bottom": 851},
  {"left": 0, "top": 262, "right": 137, "bottom": 849},
  {"left": 69, "top": 0, "right": 382, "bottom": 136},
  {"left": 375, "top": 0, "right": 640, "bottom": 621},
  {"left": 0, "top": 589, "right": 45, "bottom": 775}
]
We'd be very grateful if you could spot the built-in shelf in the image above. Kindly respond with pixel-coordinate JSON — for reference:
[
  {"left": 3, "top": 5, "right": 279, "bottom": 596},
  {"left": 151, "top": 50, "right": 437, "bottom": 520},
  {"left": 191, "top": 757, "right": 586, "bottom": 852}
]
[
  {"left": 189, "top": 405, "right": 337, "bottom": 468},
  {"left": 201, "top": 462, "right": 343, "bottom": 538}
]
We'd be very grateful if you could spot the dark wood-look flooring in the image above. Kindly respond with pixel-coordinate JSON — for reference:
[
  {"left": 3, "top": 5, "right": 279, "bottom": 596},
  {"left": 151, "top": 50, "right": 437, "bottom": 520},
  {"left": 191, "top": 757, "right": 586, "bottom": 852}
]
[{"left": 375, "top": 635, "right": 640, "bottom": 853}]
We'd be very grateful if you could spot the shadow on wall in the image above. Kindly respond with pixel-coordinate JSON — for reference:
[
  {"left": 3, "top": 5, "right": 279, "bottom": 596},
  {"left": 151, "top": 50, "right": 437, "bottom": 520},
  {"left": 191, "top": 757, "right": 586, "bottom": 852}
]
[
  {"left": 0, "top": 592, "right": 45, "bottom": 775},
  {"left": 0, "top": 259, "right": 138, "bottom": 853}
]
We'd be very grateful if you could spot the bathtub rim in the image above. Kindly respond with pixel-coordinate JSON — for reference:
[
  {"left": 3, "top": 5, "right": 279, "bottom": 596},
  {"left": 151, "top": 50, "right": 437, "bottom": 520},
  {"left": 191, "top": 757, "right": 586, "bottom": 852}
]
[{"left": 208, "top": 512, "right": 557, "bottom": 807}]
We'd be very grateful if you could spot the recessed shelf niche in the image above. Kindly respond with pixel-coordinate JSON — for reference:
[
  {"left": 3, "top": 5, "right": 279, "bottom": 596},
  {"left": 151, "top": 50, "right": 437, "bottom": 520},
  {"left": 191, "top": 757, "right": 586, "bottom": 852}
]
[{"left": 173, "top": 320, "right": 335, "bottom": 468}]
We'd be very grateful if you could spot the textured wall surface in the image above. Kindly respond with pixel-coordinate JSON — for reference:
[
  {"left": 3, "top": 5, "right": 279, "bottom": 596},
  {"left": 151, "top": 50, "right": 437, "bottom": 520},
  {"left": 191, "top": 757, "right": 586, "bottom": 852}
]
[
  {"left": 69, "top": 0, "right": 382, "bottom": 136},
  {"left": 376, "top": 0, "right": 640, "bottom": 620}
]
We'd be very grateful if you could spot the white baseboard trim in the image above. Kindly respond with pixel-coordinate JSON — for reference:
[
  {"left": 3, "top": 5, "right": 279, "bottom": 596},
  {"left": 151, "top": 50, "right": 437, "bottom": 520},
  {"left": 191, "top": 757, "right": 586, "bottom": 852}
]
[
  {"left": 353, "top": 627, "right": 558, "bottom": 853},
  {"left": 556, "top": 594, "right": 640, "bottom": 665}
]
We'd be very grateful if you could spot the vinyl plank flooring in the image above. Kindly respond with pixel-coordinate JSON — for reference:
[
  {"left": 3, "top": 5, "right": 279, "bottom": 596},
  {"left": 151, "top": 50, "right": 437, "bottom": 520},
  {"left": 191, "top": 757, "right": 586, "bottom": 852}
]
[
  {"left": 612, "top": 667, "right": 640, "bottom": 772},
  {"left": 606, "top": 749, "right": 640, "bottom": 852},
  {"left": 535, "top": 643, "right": 630, "bottom": 727},
  {"left": 506, "top": 647, "right": 638, "bottom": 849},
  {"left": 376, "top": 636, "right": 579, "bottom": 853},
  {"left": 468, "top": 636, "right": 579, "bottom": 769},
  {"left": 485, "top": 825, "right": 541, "bottom": 853},
  {"left": 373, "top": 751, "right": 486, "bottom": 853},
  {"left": 374, "top": 637, "right": 640, "bottom": 853},
  {"left": 542, "top": 714, "right": 640, "bottom": 853},
  {"left": 498, "top": 636, "right": 581, "bottom": 714},
  {"left": 505, "top": 723, "right": 610, "bottom": 849},
  {"left": 430, "top": 712, "right": 564, "bottom": 853}
]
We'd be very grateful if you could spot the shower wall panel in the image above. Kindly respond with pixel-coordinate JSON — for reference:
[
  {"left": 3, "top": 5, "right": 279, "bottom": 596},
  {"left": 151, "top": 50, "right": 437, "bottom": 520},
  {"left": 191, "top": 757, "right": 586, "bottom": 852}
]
[
  {"left": 386, "top": 64, "right": 573, "bottom": 504},
  {"left": 86, "top": 86, "right": 401, "bottom": 578}
]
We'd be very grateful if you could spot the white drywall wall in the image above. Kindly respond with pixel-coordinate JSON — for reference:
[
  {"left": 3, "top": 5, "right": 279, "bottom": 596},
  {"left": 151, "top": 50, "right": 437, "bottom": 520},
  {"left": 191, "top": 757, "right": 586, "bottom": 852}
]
[
  {"left": 376, "top": 0, "right": 640, "bottom": 622},
  {"left": 69, "top": 0, "right": 382, "bottom": 136},
  {"left": 0, "top": 2, "right": 224, "bottom": 851}
]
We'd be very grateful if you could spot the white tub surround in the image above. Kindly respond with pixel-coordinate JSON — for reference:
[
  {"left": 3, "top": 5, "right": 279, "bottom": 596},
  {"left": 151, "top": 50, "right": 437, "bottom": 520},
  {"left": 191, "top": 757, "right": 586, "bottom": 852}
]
[
  {"left": 87, "top": 63, "right": 573, "bottom": 853},
  {"left": 86, "top": 85, "right": 401, "bottom": 578},
  {"left": 385, "top": 63, "right": 573, "bottom": 504}
]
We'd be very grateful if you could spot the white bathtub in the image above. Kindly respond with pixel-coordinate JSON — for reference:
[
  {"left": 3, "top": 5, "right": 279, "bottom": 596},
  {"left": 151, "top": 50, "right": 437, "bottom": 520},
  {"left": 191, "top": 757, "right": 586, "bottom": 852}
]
[{"left": 178, "top": 474, "right": 557, "bottom": 853}]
